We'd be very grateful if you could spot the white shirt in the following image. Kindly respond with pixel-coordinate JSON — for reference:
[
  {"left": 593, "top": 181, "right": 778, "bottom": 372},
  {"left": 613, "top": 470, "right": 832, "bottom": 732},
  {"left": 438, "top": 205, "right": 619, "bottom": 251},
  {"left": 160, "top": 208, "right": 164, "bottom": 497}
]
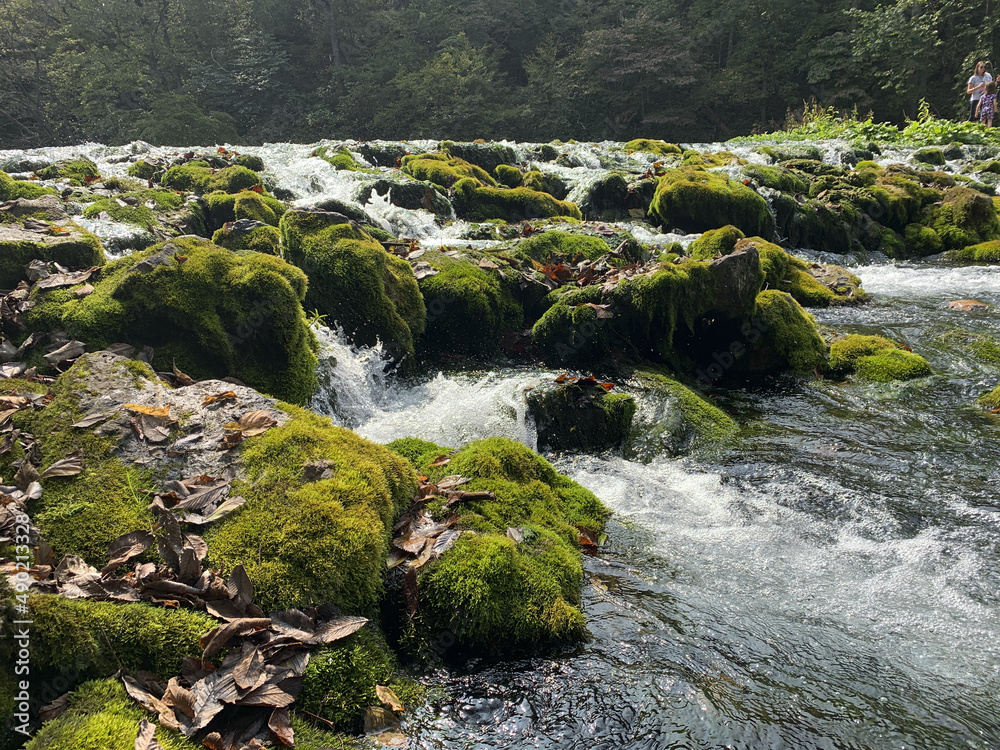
[{"left": 969, "top": 72, "right": 993, "bottom": 101}]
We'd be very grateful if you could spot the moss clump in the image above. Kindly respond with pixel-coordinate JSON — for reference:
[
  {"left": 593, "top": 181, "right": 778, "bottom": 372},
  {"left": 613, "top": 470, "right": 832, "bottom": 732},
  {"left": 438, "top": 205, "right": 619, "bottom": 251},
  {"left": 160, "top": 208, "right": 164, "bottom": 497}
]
[
  {"left": 749, "top": 290, "right": 826, "bottom": 373},
  {"left": 0, "top": 224, "right": 105, "bottom": 289},
  {"left": 755, "top": 144, "right": 823, "bottom": 162},
  {"left": 648, "top": 167, "right": 774, "bottom": 238},
  {"left": 81, "top": 190, "right": 185, "bottom": 228},
  {"left": 279, "top": 212, "right": 425, "bottom": 362},
  {"left": 441, "top": 141, "right": 517, "bottom": 173},
  {"left": 452, "top": 178, "right": 582, "bottom": 222},
  {"left": 914, "top": 147, "right": 946, "bottom": 166},
  {"left": 36, "top": 159, "right": 100, "bottom": 185},
  {"left": 160, "top": 164, "right": 262, "bottom": 195},
  {"left": 21, "top": 595, "right": 214, "bottom": 681},
  {"left": 0, "top": 171, "right": 57, "bottom": 200},
  {"left": 978, "top": 384, "right": 1000, "bottom": 409},
  {"left": 205, "top": 405, "right": 417, "bottom": 612},
  {"left": 624, "top": 139, "right": 682, "bottom": 156},
  {"left": 945, "top": 239, "right": 1000, "bottom": 261},
  {"left": 314, "top": 145, "right": 362, "bottom": 171},
  {"left": 626, "top": 369, "right": 737, "bottom": 458},
  {"left": 825, "top": 333, "right": 931, "bottom": 381},
  {"left": 298, "top": 627, "right": 403, "bottom": 731},
  {"left": 494, "top": 163, "right": 523, "bottom": 188},
  {"left": 938, "top": 328, "right": 1000, "bottom": 365},
  {"left": 743, "top": 164, "right": 811, "bottom": 194},
  {"left": 527, "top": 383, "right": 636, "bottom": 452},
  {"left": 752, "top": 237, "right": 864, "bottom": 306},
  {"left": 415, "top": 249, "right": 523, "bottom": 358},
  {"left": 203, "top": 189, "right": 286, "bottom": 228},
  {"left": 514, "top": 230, "right": 610, "bottom": 263},
  {"left": 904, "top": 223, "right": 944, "bottom": 256},
  {"left": 401, "top": 152, "right": 496, "bottom": 188},
  {"left": 688, "top": 225, "right": 745, "bottom": 259},
  {"left": 211, "top": 223, "right": 281, "bottom": 254},
  {"left": 521, "top": 169, "right": 568, "bottom": 199},
  {"left": 924, "top": 186, "right": 1000, "bottom": 252},
  {"left": 388, "top": 437, "right": 609, "bottom": 652},
  {"left": 28, "top": 237, "right": 317, "bottom": 403},
  {"left": 23, "top": 680, "right": 199, "bottom": 750},
  {"left": 126, "top": 160, "right": 159, "bottom": 180}
]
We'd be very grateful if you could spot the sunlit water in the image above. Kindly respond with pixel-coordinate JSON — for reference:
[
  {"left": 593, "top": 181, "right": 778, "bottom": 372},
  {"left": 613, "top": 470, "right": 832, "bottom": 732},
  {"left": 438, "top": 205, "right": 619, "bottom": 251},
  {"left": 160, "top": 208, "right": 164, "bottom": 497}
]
[{"left": 3, "top": 139, "right": 999, "bottom": 748}]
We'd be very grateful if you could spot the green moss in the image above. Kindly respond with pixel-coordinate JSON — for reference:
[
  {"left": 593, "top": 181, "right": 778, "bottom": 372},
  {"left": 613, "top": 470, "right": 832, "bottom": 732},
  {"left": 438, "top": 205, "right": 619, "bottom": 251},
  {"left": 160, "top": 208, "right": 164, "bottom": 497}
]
[
  {"left": 416, "top": 250, "right": 522, "bottom": 358},
  {"left": 688, "top": 225, "right": 745, "bottom": 259},
  {"left": 978, "top": 384, "right": 1000, "bottom": 409},
  {"left": 625, "top": 139, "right": 682, "bottom": 156},
  {"left": 648, "top": 167, "right": 774, "bottom": 237},
  {"left": 939, "top": 328, "right": 1000, "bottom": 365},
  {"left": 750, "top": 290, "right": 826, "bottom": 373},
  {"left": 280, "top": 213, "right": 424, "bottom": 361},
  {"left": 23, "top": 680, "right": 199, "bottom": 750},
  {"left": 856, "top": 160, "right": 882, "bottom": 170},
  {"left": 743, "top": 164, "right": 811, "bottom": 194},
  {"left": 298, "top": 627, "right": 399, "bottom": 731},
  {"left": 20, "top": 595, "right": 213, "bottom": 681},
  {"left": 755, "top": 144, "right": 823, "bottom": 162},
  {"left": 452, "top": 178, "right": 582, "bottom": 222},
  {"left": 494, "top": 163, "right": 523, "bottom": 188},
  {"left": 681, "top": 150, "right": 745, "bottom": 169},
  {"left": 0, "top": 171, "right": 57, "bottom": 200},
  {"left": 205, "top": 405, "right": 417, "bottom": 612},
  {"left": 514, "top": 230, "right": 610, "bottom": 262},
  {"left": 826, "top": 334, "right": 898, "bottom": 377},
  {"left": 914, "top": 147, "right": 946, "bottom": 166},
  {"left": 752, "top": 237, "right": 861, "bottom": 306},
  {"left": 854, "top": 348, "right": 932, "bottom": 382},
  {"left": 441, "top": 141, "right": 517, "bottom": 172},
  {"left": 945, "top": 239, "right": 1000, "bottom": 261},
  {"left": 203, "top": 189, "right": 286, "bottom": 228},
  {"left": 36, "top": 159, "right": 100, "bottom": 185},
  {"left": 521, "top": 169, "right": 568, "bottom": 199},
  {"left": 388, "top": 437, "right": 608, "bottom": 652},
  {"left": 401, "top": 152, "right": 496, "bottom": 188},
  {"left": 314, "top": 145, "right": 363, "bottom": 171},
  {"left": 28, "top": 237, "right": 317, "bottom": 403},
  {"left": 924, "top": 186, "right": 1000, "bottom": 252},
  {"left": 81, "top": 189, "right": 185, "bottom": 228},
  {"left": 212, "top": 223, "right": 281, "bottom": 254},
  {"left": 904, "top": 223, "right": 944, "bottom": 256},
  {"left": 126, "top": 160, "right": 159, "bottom": 180},
  {"left": 0, "top": 225, "right": 105, "bottom": 289},
  {"left": 160, "top": 164, "right": 262, "bottom": 195},
  {"left": 627, "top": 369, "right": 737, "bottom": 458}
]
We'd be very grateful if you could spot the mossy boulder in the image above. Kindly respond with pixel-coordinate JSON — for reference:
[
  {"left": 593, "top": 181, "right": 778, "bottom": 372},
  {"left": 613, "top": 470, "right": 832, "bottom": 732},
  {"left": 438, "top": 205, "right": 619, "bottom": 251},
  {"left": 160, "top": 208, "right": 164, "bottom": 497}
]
[
  {"left": 526, "top": 380, "right": 636, "bottom": 452},
  {"left": 825, "top": 334, "right": 931, "bottom": 381},
  {"left": 514, "top": 230, "right": 610, "bottom": 263},
  {"left": 126, "top": 159, "right": 159, "bottom": 180},
  {"left": 160, "top": 164, "right": 262, "bottom": 195},
  {"left": 0, "top": 222, "right": 105, "bottom": 289},
  {"left": 745, "top": 290, "right": 826, "bottom": 374},
  {"left": 913, "top": 147, "right": 946, "bottom": 166},
  {"left": 625, "top": 139, "right": 682, "bottom": 156},
  {"left": 648, "top": 168, "right": 775, "bottom": 238},
  {"left": 80, "top": 189, "right": 186, "bottom": 233},
  {"left": 313, "top": 145, "right": 363, "bottom": 171},
  {"left": 521, "top": 169, "right": 569, "bottom": 200},
  {"left": 202, "top": 189, "right": 286, "bottom": 229},
  {"left": 751, "top": 237, "right": 866, "bottom": 306},
  {"left": 206, "top": 405, "right": 417, "bottom": 612},
  {"left": 945, "top": 239, "right": 1000, "bottom": 262},
  {"left": 414, "top": 249, "right": 523, "bottom": 358},
  {"left": 401, "top": 152, "right": 496, "bottom": 188},
  {"left": 358, "top": 177, "right": 454, "bottom": 219},
  {"left": 688, "top": 225, "right": 745, "bottom": 260},
  {"left": 755, "top": 144, "right": 823, "bottom": 162},
  {"left": 279, "top": 210, "right": 425, "bottom": 362},
  {"left": 743, "top": 164, "right": 811, "bottom": 194},
  {"left": 35, "top": 159, "right": 100, "bottom": 185},
  {"left": 27, "top": 237, "right": 317, "bottom": 402},
  {"left": 922, "top": 186, "right": 1000, "bottom": 252},
  {"left": 388, "top": 437, "right": 609, "bottom": 652},
  {"left": 211, "top": 222, "right": 281, "bottom": 254},
  {"left": 452, "top": 178, "right": 582, "bottom": 222},
  {"left": 494, "top": 163, "right": 523, "bottom": 188},
  {"left": 978, "top": 384, "right": 1000, "bottom": 410},
  {"left": 625, "top": 369, "right": 737, "bottom": 458},
  {"left": 0, "top": 171, "right": 57, "bottom": 201},
  {"left": 938, "top": 327, "right": 1000, "bottom": 365},
  {"left": 441, "top": 141, "right": 517, "bottom": 173}
]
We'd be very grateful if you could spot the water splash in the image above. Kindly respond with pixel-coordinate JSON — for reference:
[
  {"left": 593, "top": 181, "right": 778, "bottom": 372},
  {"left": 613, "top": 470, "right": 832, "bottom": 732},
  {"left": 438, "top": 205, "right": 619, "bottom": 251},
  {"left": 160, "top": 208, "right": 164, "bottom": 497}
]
[{"left": 309, "top": 323, "right": 392, "bottom": 428}]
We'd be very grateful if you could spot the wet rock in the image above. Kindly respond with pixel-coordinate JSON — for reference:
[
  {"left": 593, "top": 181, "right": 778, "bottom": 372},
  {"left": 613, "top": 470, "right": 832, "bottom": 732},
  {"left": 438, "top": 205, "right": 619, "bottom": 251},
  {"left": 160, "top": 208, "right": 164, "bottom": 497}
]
[
  {"left": 0, "top": 195, "right": 68, "bottom": 221},
  {"left": 709, "top": 245, "right": 762, "bottom": 320},
  {"left": 527, "top": 379, "right": 636, "bottom": 453}
]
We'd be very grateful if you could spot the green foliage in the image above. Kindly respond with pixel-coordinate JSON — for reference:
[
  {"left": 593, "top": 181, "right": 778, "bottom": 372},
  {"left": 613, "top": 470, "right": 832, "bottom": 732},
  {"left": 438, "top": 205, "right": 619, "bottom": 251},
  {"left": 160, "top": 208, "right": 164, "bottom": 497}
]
[
  {"left": 132, "top": 93, "right": 239, "bottom": 146},
  {"left": 206, "top": 405, "right": 417, "bottom": 612},
  {"left": 27, "top": 237, "right": 317, "bottom": 402}
]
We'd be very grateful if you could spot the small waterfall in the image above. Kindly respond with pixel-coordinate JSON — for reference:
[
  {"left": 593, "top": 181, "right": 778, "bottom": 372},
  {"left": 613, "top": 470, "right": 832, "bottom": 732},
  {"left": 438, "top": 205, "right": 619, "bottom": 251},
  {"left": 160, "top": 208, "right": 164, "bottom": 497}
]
[{"left": 309, "top": 323, "right": 392, "bottom": 428}]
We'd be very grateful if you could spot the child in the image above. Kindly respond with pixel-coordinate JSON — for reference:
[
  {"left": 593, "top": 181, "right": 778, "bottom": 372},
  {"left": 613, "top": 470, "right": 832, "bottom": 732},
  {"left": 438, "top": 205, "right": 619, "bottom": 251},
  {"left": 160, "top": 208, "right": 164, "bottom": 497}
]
[{"left": 978, "top": 80, "right": 998, "bottom": 127}]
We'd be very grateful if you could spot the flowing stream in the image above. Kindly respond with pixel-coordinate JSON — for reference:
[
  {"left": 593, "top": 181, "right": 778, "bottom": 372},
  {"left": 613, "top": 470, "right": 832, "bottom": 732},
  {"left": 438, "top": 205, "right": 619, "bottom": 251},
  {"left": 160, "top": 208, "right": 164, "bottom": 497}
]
[{"left": 3, "top": 138, "right": 999, "bottom": 748}]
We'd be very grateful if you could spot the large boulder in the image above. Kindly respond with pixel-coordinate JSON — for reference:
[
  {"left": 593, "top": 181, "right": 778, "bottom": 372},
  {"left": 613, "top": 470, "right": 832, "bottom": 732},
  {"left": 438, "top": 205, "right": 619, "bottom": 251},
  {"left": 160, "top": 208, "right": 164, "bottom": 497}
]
[
  {"left": 648, "top": 167, "right": 775, "bottom": 238},
  {"left": 527, "top": 378, "right": 636, "bottom": 452},
  {"left": 0, "top": 221, "right": 105, "bottom": 289}
]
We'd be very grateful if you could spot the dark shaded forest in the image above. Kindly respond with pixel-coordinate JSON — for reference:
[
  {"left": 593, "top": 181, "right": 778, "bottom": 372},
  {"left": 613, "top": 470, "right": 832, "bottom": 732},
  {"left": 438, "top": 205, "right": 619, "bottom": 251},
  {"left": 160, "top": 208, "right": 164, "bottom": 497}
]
[{"left": 1, "top": 0, "right": 998, "bottom": 147}]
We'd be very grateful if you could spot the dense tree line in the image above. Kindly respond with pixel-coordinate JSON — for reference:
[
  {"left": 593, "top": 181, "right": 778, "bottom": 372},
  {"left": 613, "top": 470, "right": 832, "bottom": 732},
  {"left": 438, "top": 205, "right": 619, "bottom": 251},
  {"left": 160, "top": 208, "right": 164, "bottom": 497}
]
[{"left": 0, "top": 0, "right": 998, "bottom": 147}]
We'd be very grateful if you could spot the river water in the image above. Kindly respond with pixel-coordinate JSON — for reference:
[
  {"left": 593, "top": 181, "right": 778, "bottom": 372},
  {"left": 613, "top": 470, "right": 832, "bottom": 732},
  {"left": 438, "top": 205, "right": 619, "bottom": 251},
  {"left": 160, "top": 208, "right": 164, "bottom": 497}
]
[{"left": 3, "top": 139, "right": 999, "bottom": 749}]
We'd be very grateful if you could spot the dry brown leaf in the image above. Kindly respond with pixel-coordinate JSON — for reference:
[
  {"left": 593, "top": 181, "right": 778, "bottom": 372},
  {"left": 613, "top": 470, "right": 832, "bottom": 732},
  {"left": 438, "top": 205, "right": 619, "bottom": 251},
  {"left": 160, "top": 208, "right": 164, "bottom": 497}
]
[
  {"left": 71, "top": 411, "right": 114, "bottom": 428},
  {"left": 39, "top": 449, "right": 84, "bottom": 479},
  {"left": 135, "top": 718, "right": 165, "bottom": 750},
  {"left": 268, "top": 707, "right": 295, "bottom": 747},
  {"left": 203, "top": 391, "right": 237, "bottom": 406},
  {"left": 124, "top": 403, "right": 171, "bottom": 419},
  {"left": 375, "top": 685, "right": 404, "bottom": 712},
  {"left": 171, "top": 360, "right": 195, "bottom": 386},
  {"left": 223, "top": 409, "right": 277, "bottom": 437}
]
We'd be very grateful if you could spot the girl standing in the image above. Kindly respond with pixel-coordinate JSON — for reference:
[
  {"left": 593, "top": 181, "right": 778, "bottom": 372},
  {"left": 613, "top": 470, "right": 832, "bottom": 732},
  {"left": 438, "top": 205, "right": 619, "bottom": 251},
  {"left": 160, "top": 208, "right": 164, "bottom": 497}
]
[
  {"left": 979, "top": 80, "right": 998, "bottom": 127},
  {"left": 968, "top": 60, "right": 993, "bottom": 121}
]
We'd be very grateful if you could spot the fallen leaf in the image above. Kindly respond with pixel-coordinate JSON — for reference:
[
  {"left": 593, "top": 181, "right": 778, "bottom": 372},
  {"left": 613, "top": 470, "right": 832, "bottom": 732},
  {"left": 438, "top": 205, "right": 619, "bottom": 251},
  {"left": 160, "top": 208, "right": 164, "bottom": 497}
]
[
  {"left": 71, "top": 411, "right": 114, "bottom": 428},
  {"left": 224, "top": 409, "right": 277, "bottom": 437},
  {"left": 948, "top": 299, "right": 988, "bottom": 311},
  {"left": 124, "top": 403, "right": 171, "bottom": 419},
  {"left": 172, "top": 360, "right": 195, "bottom": 386},
  {"left": 39, "top": 449, "right": 84, "bottom": 479},
  {"left": 101, "top": 530, "right": 154, "bottom": 575},
  {"left": 135, "top": 718, "right": 165, "bottom": 750},
  {"left": 375, "top": 685, "right": 404, "bottom": 712},
  {"left": 427, "top": 455, "right": 450, "bottom": 468},
  {"left": 268, "top": 707, "right": 295, "bottom": 747},
  {"left": 310, "top": 615, "right": 369, "bottom": 645}
]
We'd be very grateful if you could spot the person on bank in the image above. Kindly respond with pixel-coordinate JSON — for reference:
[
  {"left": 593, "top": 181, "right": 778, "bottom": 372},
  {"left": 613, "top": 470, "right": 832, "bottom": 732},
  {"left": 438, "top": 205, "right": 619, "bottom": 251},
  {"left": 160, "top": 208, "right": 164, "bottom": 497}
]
[
  {"left": 968, "top": 60, "right": 993, "bottom": 120},
  {"left": 979, "top": 80, "right": 998, "bottom": 127}
]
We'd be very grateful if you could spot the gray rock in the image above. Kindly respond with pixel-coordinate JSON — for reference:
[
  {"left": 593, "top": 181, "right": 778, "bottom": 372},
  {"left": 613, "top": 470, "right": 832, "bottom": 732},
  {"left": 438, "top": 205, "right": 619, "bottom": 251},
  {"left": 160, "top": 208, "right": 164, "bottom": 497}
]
[
  {"left": 0, "top": 196, "right": 68, "bottom": 221},
  {"left": 709, "top": 246, "right": 761, "bottom": 320}
]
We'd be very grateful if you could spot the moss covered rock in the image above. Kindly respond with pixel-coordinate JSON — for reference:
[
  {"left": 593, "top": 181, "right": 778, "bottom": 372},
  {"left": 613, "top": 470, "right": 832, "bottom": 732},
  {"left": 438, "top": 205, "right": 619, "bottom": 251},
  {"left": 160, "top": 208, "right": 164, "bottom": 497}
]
[
  {"left": 945, "top": 239, "right": 1000, "bottom": 261},
  {"left": 401, "top": 152, "right": 496, "bottom": 188},
  {"left": 751, "top": 237, "right": 866, "bottom": 306},
  {"left": 279, "top": 210, "right": 425, "bottom": 362},
  {"left": 27, "top": 237, "right": 317, "bottom": 402},
  {"left": 415, "top": 249, "right": 523, "bottom": 358},
  {"left": 978, "top": 384, "right": 1000, "bottom": 410},
  {"left": 755, "top": 144, "right": 823, "bottom": 163},
  {"left": 526, "top": 380, "right": 636, "bottom": 452},
  {"left": 160, "top": 164, "right": 262, "bottom": 195},
  {"left": 494, "top": 163, "right": 523, "bottom": 188},
  {"left": 359, "top": 177, "right": 454, "bottom": 220},
  {"left": 0, "top": 171, "right": 57, "bottom": 201},
  {"left": 388, "top": 437, "right": 609, "bottom": 652},
  {"left": 206, "top": 405, "right": 417, "bottom": 612},
  {"left": 211, "top": 221, "right": 281, "bottom": 254},
  {"left": 746, "top": 290, "right": 826, "bottom": 374},
  {"left": 648, "top": 168, "right": 775, "bottom": 238},
  {"left": 452, "top": 178, "right": 582, "bottom": 222},
  {"left": 313, "top": 145, "right": 363, "bottom": 171},
  {"left": 514, "top": 230, "right": 610, "bottom": 263},
  {"left": 35, "top": 159, "right": 100, "bottom": 185},
  {"left": 441, "top": 141, "right": 517, "bottom": 173},
  {"left": 203, "top": 189, "right": 286, "bottom": 228},
  {"left": 0, "top": 222, "right": 105, "bottom": 289},
  {"left": 688, "top": 225, "right": 745, "bottom": 260},
  {"left": 825, "top": 334, "right": 931, "bottom": 382},
  {"left": 625, "top": 139, "right": 682, "bottom": 156},
  {"left": 922, "top": 186, "right": 1000, "bottom": 252},
  {"left": 913, "top": 147, "right": 946, "bottom": 166}
]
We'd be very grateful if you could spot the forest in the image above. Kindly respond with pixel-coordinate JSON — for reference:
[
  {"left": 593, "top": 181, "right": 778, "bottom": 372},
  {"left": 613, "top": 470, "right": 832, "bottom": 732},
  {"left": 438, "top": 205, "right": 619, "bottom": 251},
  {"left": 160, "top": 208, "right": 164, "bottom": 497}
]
[{"left": 0, "top": 0, "right": 998, "bottom": 147}]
